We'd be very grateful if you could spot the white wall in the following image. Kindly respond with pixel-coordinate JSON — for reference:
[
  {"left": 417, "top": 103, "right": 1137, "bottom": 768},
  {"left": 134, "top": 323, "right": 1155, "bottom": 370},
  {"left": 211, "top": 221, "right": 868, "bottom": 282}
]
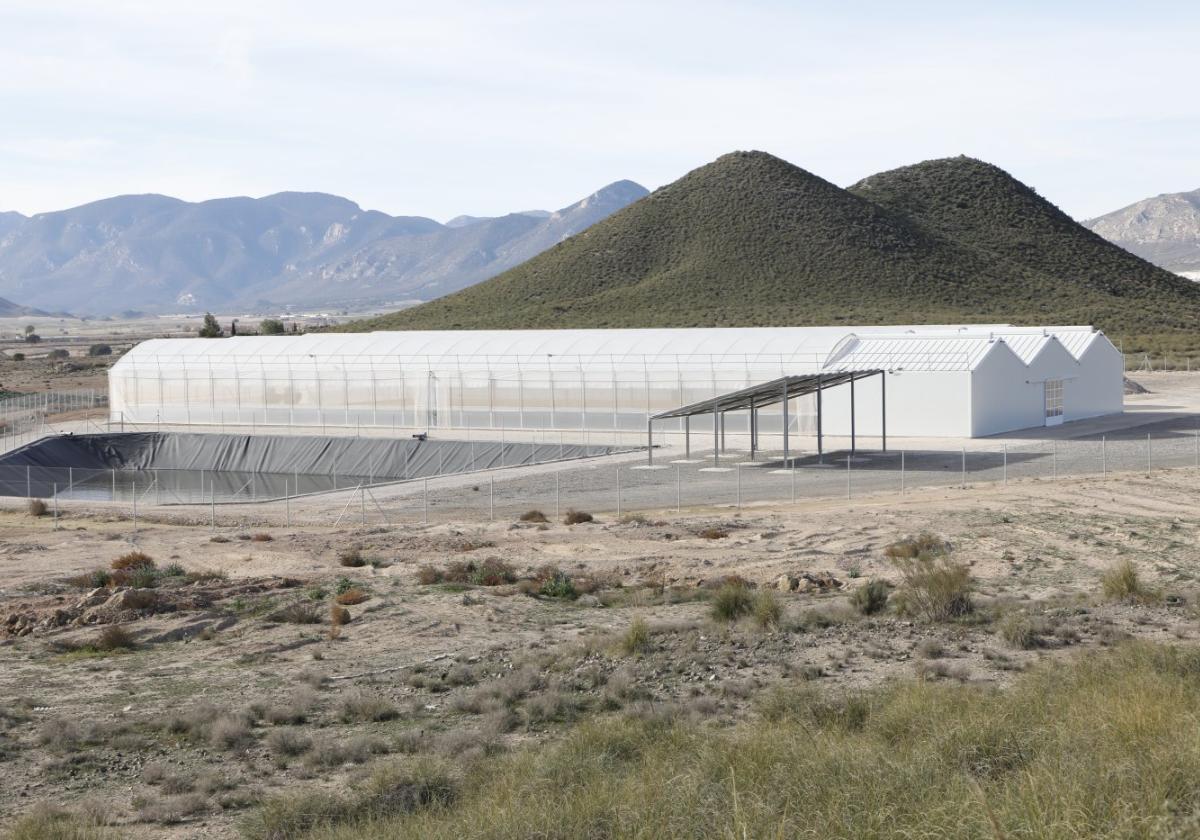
[
  {"left": 1066, "top": 338, "right": 1124, "bottom": 421},
  {"left": 970, "top": 343, "right": 1046, "bottom": 436},
  {"left": 820, "top": 370, "right": 971, "bottom": 438}
]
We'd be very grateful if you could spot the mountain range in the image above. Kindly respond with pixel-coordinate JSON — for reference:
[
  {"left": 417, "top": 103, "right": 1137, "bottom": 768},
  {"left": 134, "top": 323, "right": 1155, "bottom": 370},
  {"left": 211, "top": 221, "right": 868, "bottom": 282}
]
[
  {"left": 1085, "top": 189, "right": 1200, "bottom": 281},
  {"left": 0, "top": 181, "right": 647, "bottom": 315},
  {"left": 347, "top": 151, "right": 1200, "bottom": 353}
]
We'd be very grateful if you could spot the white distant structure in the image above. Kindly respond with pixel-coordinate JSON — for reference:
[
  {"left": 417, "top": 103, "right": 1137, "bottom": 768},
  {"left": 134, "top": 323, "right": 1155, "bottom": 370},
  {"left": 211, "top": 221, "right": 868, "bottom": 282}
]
[{"left": 108, "top": 325, "right": 1123, "bottom": 443}]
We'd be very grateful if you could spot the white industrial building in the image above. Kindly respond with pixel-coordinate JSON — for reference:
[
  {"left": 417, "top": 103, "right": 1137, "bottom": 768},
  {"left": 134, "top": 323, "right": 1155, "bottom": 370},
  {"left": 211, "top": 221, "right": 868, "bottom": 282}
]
[{"left": 108, "top": 324, "right": 1123, "bottom": 447}]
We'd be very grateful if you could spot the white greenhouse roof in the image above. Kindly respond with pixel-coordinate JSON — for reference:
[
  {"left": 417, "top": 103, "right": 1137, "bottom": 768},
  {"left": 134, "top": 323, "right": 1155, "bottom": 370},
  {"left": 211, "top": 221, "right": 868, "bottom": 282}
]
[{"left": 114, "top": 324, "right": 1109, "bottom": 375}]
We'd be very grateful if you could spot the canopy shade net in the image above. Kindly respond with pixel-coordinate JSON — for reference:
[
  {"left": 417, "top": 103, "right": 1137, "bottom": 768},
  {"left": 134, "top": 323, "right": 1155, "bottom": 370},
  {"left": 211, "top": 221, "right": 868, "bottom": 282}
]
[{"left": 108, "top": 325, "right": 1123, "bottom": 442}]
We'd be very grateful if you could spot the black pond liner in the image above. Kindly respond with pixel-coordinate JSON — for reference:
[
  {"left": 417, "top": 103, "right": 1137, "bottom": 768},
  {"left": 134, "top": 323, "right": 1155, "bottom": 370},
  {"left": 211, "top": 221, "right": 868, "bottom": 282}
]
[{"left": 0, "top": 432, "right": 622, "bottom": 503}]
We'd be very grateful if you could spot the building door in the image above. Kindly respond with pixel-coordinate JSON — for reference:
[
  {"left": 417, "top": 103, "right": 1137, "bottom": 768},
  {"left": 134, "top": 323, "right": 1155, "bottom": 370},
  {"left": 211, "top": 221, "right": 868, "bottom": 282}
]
[{"left": 1044, "top": 379, "right": 1064, "bottom": 427}]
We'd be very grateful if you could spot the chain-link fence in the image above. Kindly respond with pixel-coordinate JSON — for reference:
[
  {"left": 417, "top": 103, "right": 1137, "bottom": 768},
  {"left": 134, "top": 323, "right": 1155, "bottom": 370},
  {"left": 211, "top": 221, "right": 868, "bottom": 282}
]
[{"left": 8, "top": 431, "right": 1200, "bottom": 532}]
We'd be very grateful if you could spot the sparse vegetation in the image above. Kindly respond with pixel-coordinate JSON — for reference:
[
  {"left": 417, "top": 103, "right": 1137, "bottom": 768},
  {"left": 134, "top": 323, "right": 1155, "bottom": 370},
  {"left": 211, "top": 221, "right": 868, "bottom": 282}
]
[
  {"left": 519, "top": 510, "right": 549, "bottom": 523},
  {"left": 338, "top": 547, "right": 366, "bottom": 567},
  {"left": 26, "top": 498, "right": 47, "bottom": 517},
  {"left": 337, "top": 690, "right": 399, "bottom": 723},
  {"left": 335, "top": 588, "right": 369, "bottom": 606},
  {"left": 998, "top": 612, "right": 1042, "bottom": 650},
  {"left": 711, "top": 581, "right": 753, "bottom": 623},
  {"left": 1101, "top": 559, "right": 1156, "bottom": 603},
  {"left": 751, "top": 590, "right": 782, "bottom": 629},
  {"left": 621, "top": 617, "right": 651, "bottom": 655},
  {"left": 563, "top": 509, "right": 594, "bottom": 525},
  {"left": 699, "top": 527, "right": 729, "bottom": 540},
  {"left": 851, "top": 579, "right": 890, "bottom": 615},
  {"left": 889, "top": 536, "right": 973, "bottom": 621}
]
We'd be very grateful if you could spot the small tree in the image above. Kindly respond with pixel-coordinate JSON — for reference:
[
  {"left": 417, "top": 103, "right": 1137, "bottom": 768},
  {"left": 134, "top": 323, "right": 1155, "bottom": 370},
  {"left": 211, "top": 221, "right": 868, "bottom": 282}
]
[
  {"left": 23, "top": 325, "right": 34, "bottom": 336},
  {"left": 23, "top": 333, "right": 41, "bottom": 344},
  {"left": 87, "top": 344, "right": 113, "bottom": 357},
  {"left": 260, "top": 318, "right": 285, "bottom": 335},
  {"left": 47, "top": 348, "right": 69, "bottom": 360},
  {"left": 198, "top": 313, "right": 223, "bottom": 338}
]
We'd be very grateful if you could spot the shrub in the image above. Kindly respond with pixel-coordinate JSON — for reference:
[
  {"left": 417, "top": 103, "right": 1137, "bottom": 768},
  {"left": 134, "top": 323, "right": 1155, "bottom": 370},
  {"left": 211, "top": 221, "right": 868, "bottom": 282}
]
[
  {"left": 272, "top": 603, "right": 322, "bottom": 624},
  {"left": 46, "top": 348, "right": 69, "bottom": 360},
  {"left": 111, "top": 551, "right": 154, "bottom": 571},
  {"left": 519, "top": 509, "right": 549, "bottom": 523},
  {"left": 711, "top": 582, "right": 753, "bottom": 623},
  {"left": 884, "top": 533, "right": 950, "bottom": 560},
  {"left": 891, "top": 549, "right": 972, "bottom": 622},
  {"left": 998, "top": 612, "right": 1041, "bottom": 650},
  {"left": 336, "top": 588, "right": 369, "bottom": 606},
  {"left": 329, "top": 605, "right": 350, "bottom": 638},
  {"left": 699, "top": 527, "right": 729, "bottom": 540},
  {"left": 338, "top": 547, "right": 365, "bottom": 567},
  {"left": 26, "top": 499, "right": 47, "bottom": 517},
  {"left": 11, "top": 352, "right": 24, "bottom": 361},
  {"left": 1102, "top": 559, "right": 1154, "bottom": 603},
  {"left": 8, "top": 803, "right": 111, "bottom": 840},
  {"left": 752, "top": 590, "right": 783, "bottom": 629},
  {"left": 208, "top": 715, "right": 253, "bottom": 751},
  {"left": 621, "top": 617, "right": 651, "bottom": 655},
  {"left": 851, "top": 579, "right": 890, "bottom": 615},
  {"left": 436, "top": 558, "right": 517, "bottom": 587},
  {"left": 338, "top": 689, "right": 399, "bottom": 723},
  {"left": 563, "top": 509, "right": 594, "bottom": 525},
  {"left": 87, "top": 344, "right": 113, "bottom": 357},
  {"left": 95, "top": 625, "right": 135, "bottom": 651},
  {"left": 250, "top": 532, "right": 273, "bottom": 542},
  {"left": 266, "top": 728, "right": 313, "bottom": 758},
  {"left": 538, "top": 570, "right": 578, "bottom": 600},
  {"left": 417, "top": 565, "right": 442, "bottom": 585}
]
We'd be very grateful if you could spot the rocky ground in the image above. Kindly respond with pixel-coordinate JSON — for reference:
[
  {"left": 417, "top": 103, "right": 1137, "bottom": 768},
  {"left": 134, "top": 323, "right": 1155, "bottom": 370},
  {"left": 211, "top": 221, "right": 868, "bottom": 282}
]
[{"left": 2, "top": 467, "right": 1200, "bottom": 838}]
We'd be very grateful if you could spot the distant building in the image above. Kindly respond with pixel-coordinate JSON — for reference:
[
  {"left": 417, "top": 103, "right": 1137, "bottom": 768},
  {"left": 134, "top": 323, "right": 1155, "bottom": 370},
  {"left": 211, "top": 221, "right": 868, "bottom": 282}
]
[{"left": 108, "top": 325, "right": 1123, "bottom": 440}]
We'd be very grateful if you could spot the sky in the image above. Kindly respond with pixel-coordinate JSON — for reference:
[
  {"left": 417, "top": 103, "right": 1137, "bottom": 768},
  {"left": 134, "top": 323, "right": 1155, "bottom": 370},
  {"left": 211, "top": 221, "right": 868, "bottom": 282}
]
[{"left": 1, "top": 0, "right": 1197, "bottom": 222}]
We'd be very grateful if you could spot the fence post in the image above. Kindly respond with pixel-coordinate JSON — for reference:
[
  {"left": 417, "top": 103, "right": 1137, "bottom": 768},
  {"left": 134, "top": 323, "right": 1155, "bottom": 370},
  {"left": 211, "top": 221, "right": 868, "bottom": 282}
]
[
  {"left": 52, "top": 483, "right": 58, "bottom": 530},
  {"left": 489, "top": 475, "right": 494, "bottom": 521},
  {"left": 285, "top": 478, "right": 291, "bottom": 528},
  {"left": 112, "top": 469, "right": 116, "bottom": 501},
  {"left": 555, "top": 472, "right": 560, "bottom": 519},
  {"left": 360, "top": 486, "right": 366, "bottom": 526},
  {"left": 26, "top": 465, "right": 30, "bottom": 499},
  {"left": 900, "top": 450, "right": 905, "bottom": 494},
  {"left": 211, "top": 481, "right": 215, "bottom": 532},
  {"left": 1195, "top": 427, "right": 1198, "bottom": 469},
  {"left": 1003, "top": 445, "right": 1007, "bottom": 485},
  {"left": 616, "top": 466, "right": 622, "bottom": 518},
  {"left": 736, "top": 464, "right": 741, "bottom": 508},
  {"left": 846, "top": 454, "right": 851, "bottom": 499},
  {"left": 961, "top": 448, "right": 966, "bottom": 488},
  {"left": 676, "top": 464, "right": 681, "bottom": 512},
  {"left": 1102, "top": 436, "right": 1106, "bottom": 480},
  {"left": 132, "top": 479, "right": 138, "bottom": 537},
  {"left": 1052, "top": 441, "right": 1057, "bottom": 480},
  {"left": 1147, "top": 433, "right": 1152, "bottom": 477},
  {"left": 423, "top": 478, "right": 429, "bottom": 524},
  {"left": 790, "top": 461, "right": 796, "bottom": 504}
]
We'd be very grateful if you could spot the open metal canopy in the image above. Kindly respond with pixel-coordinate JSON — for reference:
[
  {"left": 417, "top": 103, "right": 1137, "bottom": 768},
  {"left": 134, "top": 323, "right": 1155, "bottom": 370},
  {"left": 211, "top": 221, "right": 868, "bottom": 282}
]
[{"left": 647, "top": 370, "right": 886, "bottom": 466}]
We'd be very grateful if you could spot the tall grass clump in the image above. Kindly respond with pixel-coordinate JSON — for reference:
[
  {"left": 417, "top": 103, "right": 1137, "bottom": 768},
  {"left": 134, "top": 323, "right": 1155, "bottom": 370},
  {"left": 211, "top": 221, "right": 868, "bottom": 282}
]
[
  {"left": 850, "top": 579, "right": 890, "bottom": 615},
  {"left": 751, "top": 590, "right": 782, "bottom": 629},
  {"left": 621, "top": 617, "right": 651, "bottom": 655},
  {"left": 1101, "top": 559, "right": 1156, "bottom": 603},
  {"left": 710, "top": 582, "right": 753, "bottom": 623},
  {"left": 292, "top": 643, "right": 1200, "bottom": 840},
  {"left": 889, "top": 536, "right": 972, "bottom": 621}
]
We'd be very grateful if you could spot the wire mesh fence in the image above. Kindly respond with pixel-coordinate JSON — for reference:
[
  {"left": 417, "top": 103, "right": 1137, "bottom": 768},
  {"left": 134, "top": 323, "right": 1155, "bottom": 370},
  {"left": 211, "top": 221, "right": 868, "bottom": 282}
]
[{"left": 8, "top": 431, "right": 1200, "bottom": 532}]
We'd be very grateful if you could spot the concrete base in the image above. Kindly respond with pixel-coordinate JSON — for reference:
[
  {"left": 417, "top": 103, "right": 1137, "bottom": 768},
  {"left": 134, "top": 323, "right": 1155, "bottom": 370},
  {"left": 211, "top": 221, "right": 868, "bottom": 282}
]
[
  {"left": 698, "top": 467, "right": 734, "bottom": 473},
  {"left": 631, "top": 464, "right": 671, "bottom": 471}
]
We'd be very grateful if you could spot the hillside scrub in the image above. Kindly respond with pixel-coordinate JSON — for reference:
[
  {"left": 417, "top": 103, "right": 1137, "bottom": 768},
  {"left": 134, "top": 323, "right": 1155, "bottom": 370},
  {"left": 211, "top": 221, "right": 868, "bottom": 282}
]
[{"left": 294, "top": 643, "right": 1200, "bottom": 840}]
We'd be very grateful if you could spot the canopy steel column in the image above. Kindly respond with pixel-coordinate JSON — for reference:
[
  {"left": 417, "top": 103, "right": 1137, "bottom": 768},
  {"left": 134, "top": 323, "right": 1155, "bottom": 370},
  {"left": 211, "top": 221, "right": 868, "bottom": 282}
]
[
  {"left": 817, "top": 375, "right": 824, "bottom": 463},
  {"left": 850, "top": 375, "right": 856, "bottom": 454},
  {"left": 684, "top": 415, "right": 691, "bottom": 459},
  {"left": 647, "top": 418, "right": 654, "bottom": 465},
  {"left": 781, "top": 379, "right": 789, "bottom": 465},
  {"left": 720, "top": 411, "right": 726, "bottom": 453},
  {"left": 749, "top": 396, "right": 757, "bottom": 460},
  {"left": 712, "top": 400, "right": 719, "bottom": 467},
  {"left": 881, "top": 372, "right": 887, "bottom": 452}
]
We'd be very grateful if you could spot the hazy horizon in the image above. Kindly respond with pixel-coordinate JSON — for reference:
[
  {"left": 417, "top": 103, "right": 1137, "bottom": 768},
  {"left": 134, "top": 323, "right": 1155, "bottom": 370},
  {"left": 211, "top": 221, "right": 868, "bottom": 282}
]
[{"left": 2, "top": 1, "right": 1198, "bottom": 221}]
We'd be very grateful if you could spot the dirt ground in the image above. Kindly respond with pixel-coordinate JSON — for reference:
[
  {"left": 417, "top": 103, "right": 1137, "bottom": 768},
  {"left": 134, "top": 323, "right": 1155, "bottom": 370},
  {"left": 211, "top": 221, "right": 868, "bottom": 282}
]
[{"left": 3, "top": 465, "right": 1200, "bottom": 838}]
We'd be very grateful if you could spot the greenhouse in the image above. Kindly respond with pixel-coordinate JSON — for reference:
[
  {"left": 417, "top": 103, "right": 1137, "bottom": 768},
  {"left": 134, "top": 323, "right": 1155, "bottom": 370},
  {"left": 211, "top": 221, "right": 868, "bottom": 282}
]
[{"left": 107, "top": 325, "right": 1124, "bottom": 442}]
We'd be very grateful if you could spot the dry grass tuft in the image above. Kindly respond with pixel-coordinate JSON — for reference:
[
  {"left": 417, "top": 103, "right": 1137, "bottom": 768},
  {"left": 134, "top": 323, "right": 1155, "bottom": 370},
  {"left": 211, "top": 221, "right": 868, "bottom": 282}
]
[
  {"left": 519, "top": 509, "right": 549, "bottom": 523},
  {"left": 26, "top": 498, "right": 48, "bottom": 518},
  {"left": 335, "top": 588, "right": 370, "bottom": 606},
  {"left": 711, "top": 581, "right": 753, "bottom": 623},
  {"left": 111, "top": 551, "right": 154, "bottom": 571},
  {"left": 1101, "top": 559, "right": 1157, "bottom": 604},
  {"left": 338, "top": 689, "right": 399, "bottom": 723},
  {"left": 621, "top": 617, "right": 651, "bottom": 655},
  {"left": 751, "top": 590, "right": 783, "bottom": 629},
  {"left": 250, "top": 532, "right": 274, "bottom": 542},
  {"left": 699, "top": 527, "right": 729, "bottom": 540},
  {"left": 890, "top": 540, "right": 972, "bottom": 622},
  {"left": 338, "top": 547, "right": 366, "bottom": 567},
  {"left": 95, "top": 624, "right": 135, "bottom": 651},
  {"left": 563, "top": 509, "right": 594, "bottom": 525},
  {"left": 851, "top": 579, "right": 890, "bottom": 615},
  {"left": 884, "top": 532, "right": 950, "bottom": 560},
  {"left": 329, "top": 605, "right": 350, "bottom": 638}
]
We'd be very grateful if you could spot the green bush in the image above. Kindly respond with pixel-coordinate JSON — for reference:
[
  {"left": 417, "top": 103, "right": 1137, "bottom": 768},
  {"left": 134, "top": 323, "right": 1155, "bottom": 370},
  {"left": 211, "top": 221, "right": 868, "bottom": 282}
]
[
  {"left": 87, "top": 344, "right": 113, "bottom": 357},
  {"left": 538, "top": 571, "right": 578, "bottom": 600},
  {"left": 850, "top": 579, "right": 890, "bottom": 615},
  {"left": 711, "top": 582, "right": 753, "bottom": 623}
]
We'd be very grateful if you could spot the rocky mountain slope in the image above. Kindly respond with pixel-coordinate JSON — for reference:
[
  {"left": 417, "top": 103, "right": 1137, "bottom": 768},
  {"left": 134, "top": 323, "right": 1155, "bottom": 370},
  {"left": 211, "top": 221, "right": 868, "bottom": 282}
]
[
  {"left": 0, "top": 182, "right": 647, "bottom": 315},
  {"left": 1085, "top": 189, "right": 1200, "bottom": 280}
]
